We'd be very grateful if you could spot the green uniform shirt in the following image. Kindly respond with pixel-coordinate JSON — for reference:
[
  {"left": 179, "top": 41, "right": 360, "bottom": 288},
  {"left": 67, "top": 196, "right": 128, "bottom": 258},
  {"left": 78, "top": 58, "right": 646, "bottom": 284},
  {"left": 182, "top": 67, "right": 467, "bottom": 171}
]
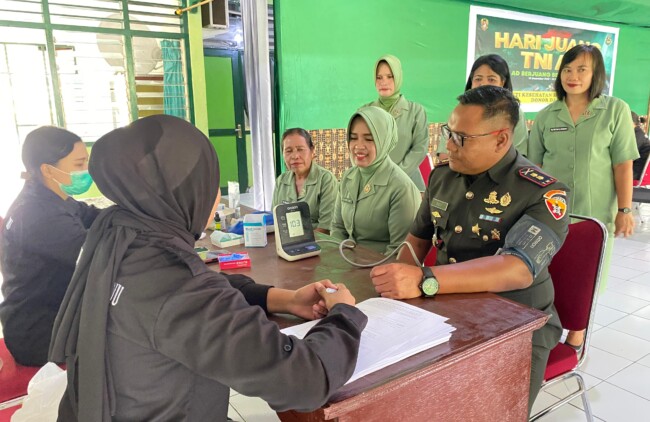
[
  {"left": 272, "top": 163, "right": 338, "bottom": 231},
  {"left": 438, "top": 108, "right": 528, "bottom": 156},
  {"left": 365, "top": 96, "right": 428, "bottom": 191},
  {"left": 411, "top": 146, "right": 568, "bottom": 350},
  {"left": 331, "top": 158, "right": 421, "bottom": 255},
  {"left": 528, "top": 96, "right": 639, "bottom": 231}
]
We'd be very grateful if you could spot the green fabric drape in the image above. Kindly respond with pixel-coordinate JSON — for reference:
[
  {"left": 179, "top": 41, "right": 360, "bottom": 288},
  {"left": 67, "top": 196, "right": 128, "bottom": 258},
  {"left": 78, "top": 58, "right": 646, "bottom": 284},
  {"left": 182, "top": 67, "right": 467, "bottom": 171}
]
[{"left": 161, "top": 39, "right": 187, "bottom": 118}]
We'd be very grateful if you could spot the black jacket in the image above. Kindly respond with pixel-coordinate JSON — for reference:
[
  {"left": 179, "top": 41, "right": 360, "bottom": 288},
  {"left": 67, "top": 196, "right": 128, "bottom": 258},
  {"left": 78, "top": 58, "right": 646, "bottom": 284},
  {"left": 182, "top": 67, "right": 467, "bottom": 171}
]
[{"left": 0, "top": 181, "right": 99, "bottom": 365}]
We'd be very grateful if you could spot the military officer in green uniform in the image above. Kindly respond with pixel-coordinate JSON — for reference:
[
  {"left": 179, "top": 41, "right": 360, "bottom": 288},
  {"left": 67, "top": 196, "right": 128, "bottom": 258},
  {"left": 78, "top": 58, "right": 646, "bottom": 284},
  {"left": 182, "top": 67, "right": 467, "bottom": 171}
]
[
  {"left": 272, "top": 128, "right": 338, "bottom": 234},
  {"left": 370, "top": 86, "right": 569, "bottom": 413},
  {"left": 330, "top": 106, "right": 421, "bottom": 255},
  {"left": 364, "top": 54, "right": 429, "bottom": 191}
]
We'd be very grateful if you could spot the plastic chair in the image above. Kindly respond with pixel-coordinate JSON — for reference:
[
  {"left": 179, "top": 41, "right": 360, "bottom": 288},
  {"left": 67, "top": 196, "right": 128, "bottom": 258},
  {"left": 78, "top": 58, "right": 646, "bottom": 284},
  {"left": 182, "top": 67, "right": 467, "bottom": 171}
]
[
  {"left": 0, "top": 339, "right": 40, "bottom": 411},
  {"left": 530, "top": 215, "right": 607, "bottom": 422},
  {"left": 418, "top": 154, "right": 434, "bottom": 187}
]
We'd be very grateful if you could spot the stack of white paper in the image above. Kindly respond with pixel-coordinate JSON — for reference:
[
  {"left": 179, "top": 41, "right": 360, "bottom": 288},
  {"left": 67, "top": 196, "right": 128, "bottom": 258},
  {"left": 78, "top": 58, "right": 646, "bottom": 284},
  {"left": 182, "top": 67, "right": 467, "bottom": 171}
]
[{"left": 281, "top": 297, "right": 455, "bottom": 384}]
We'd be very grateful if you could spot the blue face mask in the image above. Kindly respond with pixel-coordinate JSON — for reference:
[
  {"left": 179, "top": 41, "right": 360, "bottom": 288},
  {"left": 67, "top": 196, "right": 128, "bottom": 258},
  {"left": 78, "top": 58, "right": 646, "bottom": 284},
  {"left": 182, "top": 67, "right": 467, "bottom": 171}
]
[{"left": 49, "top": 166, "right": 94, "bottom": 196}]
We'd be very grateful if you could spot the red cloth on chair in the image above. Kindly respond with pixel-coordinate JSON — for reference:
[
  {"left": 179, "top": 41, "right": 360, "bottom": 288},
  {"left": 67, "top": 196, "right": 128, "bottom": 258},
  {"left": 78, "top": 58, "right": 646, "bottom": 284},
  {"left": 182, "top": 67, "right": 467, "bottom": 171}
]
[
  {"left": 0, "top": 404, "right": 21, "bottom": 422},
  {"left": 0, "top": 339, "right": 40, "bottom": 403},
  {"left": 543, "top": 342, "right": 579, "bottom": 380},
  {"left": 419, "top": 155, "right": 433, "bottom": 187},
  {"left": 547, "top": 220, "right": 603, "bottom": 331}
]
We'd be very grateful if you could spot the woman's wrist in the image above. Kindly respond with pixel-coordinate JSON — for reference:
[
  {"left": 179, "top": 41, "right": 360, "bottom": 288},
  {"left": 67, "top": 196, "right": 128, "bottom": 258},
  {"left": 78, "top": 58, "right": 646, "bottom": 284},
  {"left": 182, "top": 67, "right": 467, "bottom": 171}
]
[{"left": 266, "top": 287, "right": 293, "bottom": 314}]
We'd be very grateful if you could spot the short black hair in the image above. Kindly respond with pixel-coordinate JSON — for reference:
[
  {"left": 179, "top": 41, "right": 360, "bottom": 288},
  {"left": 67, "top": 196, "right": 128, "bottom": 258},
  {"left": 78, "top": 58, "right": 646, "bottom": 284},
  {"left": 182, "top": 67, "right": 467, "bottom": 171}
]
[
  {"left": 457, "top": 85, "right": 520, "bottom": 129},
  {"left": 465, "top": 54, "right": 513, "bottom": 92},
  {"left": 555, "top": 45, "right": 606, "bottom": 101},
  {"left": 281, "top": 128, "right": 313, "bottom": 149},
  {"left": 631, "top": 111, "right": 640, "bottom": 126},
  {"left": 22, "top": 126, "right": 82, "bottom": 178}
]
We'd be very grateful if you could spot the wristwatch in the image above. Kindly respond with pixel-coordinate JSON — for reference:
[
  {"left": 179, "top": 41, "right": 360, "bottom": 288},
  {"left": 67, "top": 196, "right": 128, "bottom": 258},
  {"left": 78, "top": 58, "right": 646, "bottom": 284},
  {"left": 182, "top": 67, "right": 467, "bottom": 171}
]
[
  {"left": 618, "top": 207, "right": 631, "bottom": 214},
  {"left": 419, "top": 266, "right": 439, "bottom": 298}
]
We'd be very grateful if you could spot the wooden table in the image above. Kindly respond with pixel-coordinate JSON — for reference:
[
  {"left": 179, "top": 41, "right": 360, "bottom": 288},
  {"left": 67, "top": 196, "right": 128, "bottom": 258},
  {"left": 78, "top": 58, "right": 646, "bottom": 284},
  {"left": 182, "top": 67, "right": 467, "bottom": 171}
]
[{"left": 198, "top": 232, "right": 548, "bottom": 421}]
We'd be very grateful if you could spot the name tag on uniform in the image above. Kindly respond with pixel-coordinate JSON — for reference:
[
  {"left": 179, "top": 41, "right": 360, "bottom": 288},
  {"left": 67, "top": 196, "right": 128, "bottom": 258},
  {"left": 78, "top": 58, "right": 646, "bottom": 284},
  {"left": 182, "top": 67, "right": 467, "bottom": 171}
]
[
  {"left": 549, "top": 127, "right": 568, "bottom": 132},
  {"left": 430, "top": 198, "right": 448, "bottom": 211}
]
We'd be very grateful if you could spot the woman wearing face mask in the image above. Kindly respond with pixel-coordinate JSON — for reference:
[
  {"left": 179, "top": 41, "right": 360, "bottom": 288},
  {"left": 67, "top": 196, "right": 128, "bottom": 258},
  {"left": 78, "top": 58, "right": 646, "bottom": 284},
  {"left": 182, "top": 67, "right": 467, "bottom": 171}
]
[
  {"left": 0, "top": 126, "right": 99, "bottom": 366},
  {"left": 529, "top": 45, "right": 638, "bottom": 350},
  {"left": 331, "top": 106, "right": 421, "bottom": 255},
  {"left": 438, "top": 54, "right": 529, "bottom": 159},
  {"left": 272, "top": 128, "right": 338, "bottom": 234},
  {"left": 363, "top": 54, "right": 428, "bottom": 191}
]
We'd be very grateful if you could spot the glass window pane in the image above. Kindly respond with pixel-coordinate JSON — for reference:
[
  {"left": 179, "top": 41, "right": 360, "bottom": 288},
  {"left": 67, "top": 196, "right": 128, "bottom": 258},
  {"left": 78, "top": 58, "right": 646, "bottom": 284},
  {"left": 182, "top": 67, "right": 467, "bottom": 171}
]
[{"left": 53, "top": 30, "right": 130, "bottom": 141}]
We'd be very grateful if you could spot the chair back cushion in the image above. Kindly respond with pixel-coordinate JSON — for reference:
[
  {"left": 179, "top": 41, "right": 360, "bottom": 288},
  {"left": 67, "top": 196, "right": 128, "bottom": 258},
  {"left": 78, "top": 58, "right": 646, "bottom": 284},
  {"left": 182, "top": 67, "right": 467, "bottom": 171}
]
[
  {"left": 0, "top": 339, "right": 40, "bottom": 403},
  {"left": 548, "top": 218, "right": 605, "bottom": 330}
]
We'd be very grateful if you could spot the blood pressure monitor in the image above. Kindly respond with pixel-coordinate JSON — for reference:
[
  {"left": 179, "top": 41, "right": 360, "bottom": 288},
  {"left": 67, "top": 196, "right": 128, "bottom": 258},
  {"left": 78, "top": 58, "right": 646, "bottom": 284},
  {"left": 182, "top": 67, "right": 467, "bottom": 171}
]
[{"left": 273, "top": 202, "right": 321, "bottom": 261}]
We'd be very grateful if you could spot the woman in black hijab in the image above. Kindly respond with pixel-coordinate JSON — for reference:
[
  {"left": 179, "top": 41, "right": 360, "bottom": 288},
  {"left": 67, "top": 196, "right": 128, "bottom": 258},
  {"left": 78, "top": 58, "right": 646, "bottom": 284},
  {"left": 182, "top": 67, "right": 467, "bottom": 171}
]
[{"left": 50, "top": 115, "right": 367, "bottom": 421}]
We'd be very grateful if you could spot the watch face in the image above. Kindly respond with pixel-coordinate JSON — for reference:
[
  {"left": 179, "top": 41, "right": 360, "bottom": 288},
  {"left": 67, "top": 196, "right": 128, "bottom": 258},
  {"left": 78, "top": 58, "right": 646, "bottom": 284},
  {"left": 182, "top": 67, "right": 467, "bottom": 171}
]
[{"left": 422, "top": 278, "right": 439, "bottom": 296}]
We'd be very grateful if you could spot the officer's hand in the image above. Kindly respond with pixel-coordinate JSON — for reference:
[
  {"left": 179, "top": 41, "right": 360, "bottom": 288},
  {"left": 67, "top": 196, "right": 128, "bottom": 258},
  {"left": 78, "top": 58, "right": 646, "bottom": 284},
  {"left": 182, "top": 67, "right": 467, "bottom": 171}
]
[
  {"left": 614, "top": 212, "right": 635, "bottom": 238},
  {"left": 370, "top": 263, "right": 422, "bottom": 299}
]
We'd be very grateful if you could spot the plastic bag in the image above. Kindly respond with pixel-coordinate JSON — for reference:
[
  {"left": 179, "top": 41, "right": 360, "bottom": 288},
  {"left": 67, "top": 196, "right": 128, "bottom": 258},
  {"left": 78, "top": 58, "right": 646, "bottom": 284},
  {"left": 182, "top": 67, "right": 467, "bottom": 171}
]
[{"left": 11, "top": 363, "right": 67, "bottom": 422}]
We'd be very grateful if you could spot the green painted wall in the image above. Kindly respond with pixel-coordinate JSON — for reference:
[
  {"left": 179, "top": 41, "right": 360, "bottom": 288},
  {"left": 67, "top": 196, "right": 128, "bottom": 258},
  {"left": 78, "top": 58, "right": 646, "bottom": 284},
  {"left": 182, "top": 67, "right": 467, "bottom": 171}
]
[
  {"left": 205, "top": 56, "right": 240, "bottom": 186},
  {"left": 188, "top": 8, "right": 209, "bottom": 135},
  {"left": 276, "top": 0, "right": 650, "bottom": 131}
]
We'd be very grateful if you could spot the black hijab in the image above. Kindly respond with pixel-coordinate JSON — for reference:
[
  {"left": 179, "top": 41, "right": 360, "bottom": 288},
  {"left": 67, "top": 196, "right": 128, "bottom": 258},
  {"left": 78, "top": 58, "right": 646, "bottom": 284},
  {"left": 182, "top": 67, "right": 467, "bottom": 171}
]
[{"left": 49, "top": 115, "right": 219, "bottom": 421}]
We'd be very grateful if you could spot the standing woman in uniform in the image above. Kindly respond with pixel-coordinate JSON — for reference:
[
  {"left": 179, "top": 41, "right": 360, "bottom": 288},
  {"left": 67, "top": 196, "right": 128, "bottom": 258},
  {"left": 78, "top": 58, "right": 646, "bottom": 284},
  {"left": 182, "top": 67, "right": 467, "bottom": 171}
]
[
  {"left": 0, "top": 127, "right": 99, "bottom": 366},
  {"left": 272, "top": 128, "right": 338, "bottom": 234},
  {"left": 331, "top": 106, "right": 421, "bottom": 255},
  {"left": 528, "top": 44, "right": 638, "bottom": 349},
  {"left": 364, "top": 54, "right": 429, "bottom": 191},
  {"left": 437, "top": 54, "right": 529, "bottom": 159}
]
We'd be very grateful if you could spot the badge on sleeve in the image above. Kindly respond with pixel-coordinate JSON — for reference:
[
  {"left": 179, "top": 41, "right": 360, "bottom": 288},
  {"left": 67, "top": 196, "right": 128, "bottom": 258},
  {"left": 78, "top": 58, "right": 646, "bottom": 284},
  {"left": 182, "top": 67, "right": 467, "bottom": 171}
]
[
  {"left": 519, "top": 167, "right": 557, "bottom": 187},
  {"left": 543, "top": 190, "right": 567, "bottom": 220}
]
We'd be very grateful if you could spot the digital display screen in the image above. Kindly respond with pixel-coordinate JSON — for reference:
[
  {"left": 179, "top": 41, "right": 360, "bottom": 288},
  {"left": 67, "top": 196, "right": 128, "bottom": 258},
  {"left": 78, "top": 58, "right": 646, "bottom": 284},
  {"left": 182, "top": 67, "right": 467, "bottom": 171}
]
[{"left": 287, "top": 211, "right": 304, "bottom": 238}]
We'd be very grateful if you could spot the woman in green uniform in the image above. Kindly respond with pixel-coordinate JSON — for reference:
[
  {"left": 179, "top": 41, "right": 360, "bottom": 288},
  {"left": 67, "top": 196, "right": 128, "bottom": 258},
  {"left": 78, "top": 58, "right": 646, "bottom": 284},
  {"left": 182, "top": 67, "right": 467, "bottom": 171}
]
[
  {"left": 438, "top": 54, "right": 528, "bottom": 158},
  {"left": 272, "top": 128, "right": 338, "bottom": 234},
  {"left": 364, "top": 54, "right": 428, "bottom": 191},
  {"left": 330, "top": 106, "right": 421, "bottom": 255},
  {"left": 528, "top": 44, "right": 638, "bottom": 349}
]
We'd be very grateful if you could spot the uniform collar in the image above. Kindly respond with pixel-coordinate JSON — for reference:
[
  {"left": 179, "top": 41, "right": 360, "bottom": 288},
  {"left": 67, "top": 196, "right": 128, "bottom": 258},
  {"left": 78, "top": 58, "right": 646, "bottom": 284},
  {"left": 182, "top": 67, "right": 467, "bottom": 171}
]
[
  {"left": 25, "top": 180, "right": 79, "bottom": 213},
  {"left": 486, "top": 146, "right": 518, "bottom": 184},
  {"left": 550, "top": 96, "right": 608, "bottom": 126},
  {"left": 390, "top": 95, "right": 410, "bottom": 118},
  {"left": 279, "top": 163, "right": 320, "bottom": 187}
]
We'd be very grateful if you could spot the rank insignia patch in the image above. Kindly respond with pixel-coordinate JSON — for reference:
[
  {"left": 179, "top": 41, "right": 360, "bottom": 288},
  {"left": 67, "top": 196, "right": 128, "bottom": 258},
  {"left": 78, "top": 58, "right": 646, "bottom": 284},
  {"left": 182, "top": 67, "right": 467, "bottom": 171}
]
[
  {"left": 518, "top": 167, "right": 557, "bottom": 187},
  {"left": 543, "top": 190, "right": 568, "bottom": 220}
]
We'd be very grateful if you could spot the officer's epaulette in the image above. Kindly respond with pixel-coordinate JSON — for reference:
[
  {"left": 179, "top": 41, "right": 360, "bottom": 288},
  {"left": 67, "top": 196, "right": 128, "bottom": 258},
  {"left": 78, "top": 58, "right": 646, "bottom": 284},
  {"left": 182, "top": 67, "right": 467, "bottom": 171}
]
[
  {"left": 434, "top": 159, "right": 449, "bottom": 168},
  {"left": 518, "top": 167, "right": 556, "bottom": 187}
]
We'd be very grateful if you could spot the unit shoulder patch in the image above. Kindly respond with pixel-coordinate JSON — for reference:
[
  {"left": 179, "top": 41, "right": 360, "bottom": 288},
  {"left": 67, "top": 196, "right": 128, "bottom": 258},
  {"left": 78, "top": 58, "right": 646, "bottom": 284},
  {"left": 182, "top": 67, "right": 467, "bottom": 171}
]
[{"left": 518, "top": 167, "right": 556, "bottom": 187}]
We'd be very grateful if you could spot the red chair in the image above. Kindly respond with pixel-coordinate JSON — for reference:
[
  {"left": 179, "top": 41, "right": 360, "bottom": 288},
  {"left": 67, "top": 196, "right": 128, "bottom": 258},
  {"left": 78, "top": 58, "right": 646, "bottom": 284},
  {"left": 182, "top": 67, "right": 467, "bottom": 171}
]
[
  {"left": 0, "top": 339, "right": 40, "bottom": 412},
  {"left": 418, "top": 154, "right": 434, "bottom": 187},
  {"left": 530, "top": 215, "right": 607, "bottom": 421},
  {"left": 633, "top": 153, "right": 650, "bottom": 187}
]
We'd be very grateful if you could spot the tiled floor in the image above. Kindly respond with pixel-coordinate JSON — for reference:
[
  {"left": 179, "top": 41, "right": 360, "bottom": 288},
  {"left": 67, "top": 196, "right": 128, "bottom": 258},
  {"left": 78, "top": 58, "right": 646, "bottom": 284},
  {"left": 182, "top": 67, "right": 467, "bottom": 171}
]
[{"left": 227, "top": 205, "right": 650, "bottom": 422}]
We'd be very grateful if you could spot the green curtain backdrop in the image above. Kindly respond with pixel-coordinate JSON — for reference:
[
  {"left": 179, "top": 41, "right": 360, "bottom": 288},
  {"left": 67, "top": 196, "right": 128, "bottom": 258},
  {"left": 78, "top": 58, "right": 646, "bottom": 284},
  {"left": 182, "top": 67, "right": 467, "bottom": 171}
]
[
  {"left": 162, "top": 39, "right": 187, "bottom": 118},
  {"left": 276, "top": 0, "right": 650, "bottom": 132}
]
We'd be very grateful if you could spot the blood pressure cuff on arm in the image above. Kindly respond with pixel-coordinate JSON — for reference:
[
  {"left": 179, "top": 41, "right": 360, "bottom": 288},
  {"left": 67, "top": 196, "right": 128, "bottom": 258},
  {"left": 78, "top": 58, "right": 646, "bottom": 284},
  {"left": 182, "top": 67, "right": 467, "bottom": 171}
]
[{"left": 497, "top": 214, "right": 562, "bottom": 278}]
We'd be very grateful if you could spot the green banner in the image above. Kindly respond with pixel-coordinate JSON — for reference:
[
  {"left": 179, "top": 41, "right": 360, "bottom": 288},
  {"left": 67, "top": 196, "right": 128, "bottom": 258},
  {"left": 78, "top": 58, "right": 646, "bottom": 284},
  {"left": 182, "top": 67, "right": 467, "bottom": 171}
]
[{"left": 469, "top": 7, "right": 619, "bottom": 111}]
